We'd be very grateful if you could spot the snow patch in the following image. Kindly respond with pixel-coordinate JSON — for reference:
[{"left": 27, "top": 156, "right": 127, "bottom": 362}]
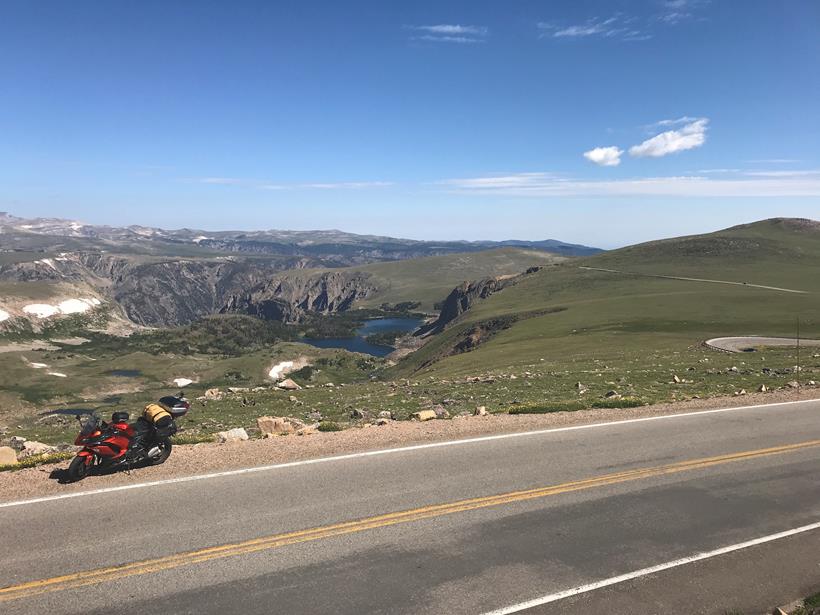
[
  {"left": 23, "top": 297, "right": 102, "bottom": 318},
  {"left": 267, "top": 357, "right": 311, "bottom": 380},
  {"left": 24, "top": 304, "right": 60, "bottom": 318},
  {"left": 47, "top": 372, "right": 67, "bottom": 378},
  {"left": 268, "top": 361, "right": 294, "bottom": 380},
  {"left": 37, "top": 258, "right": 58, "bottom": 270},
  {"left": 173, "top": 377, "right": 193, "bottom": 388},
  {"left": 192, "top": 236, "right": 210, "bottom": 243},
  {"left": 29, "top": 362, "right": 49, "bottom": 369},
  {"left": 0, "top": 309, "right": 9, "bottom": 322}
]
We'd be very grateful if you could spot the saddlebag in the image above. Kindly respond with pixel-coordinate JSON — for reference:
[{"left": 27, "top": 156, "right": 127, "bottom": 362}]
[{"left": 143, "top": 403, "right": 177, "bottom": 437}]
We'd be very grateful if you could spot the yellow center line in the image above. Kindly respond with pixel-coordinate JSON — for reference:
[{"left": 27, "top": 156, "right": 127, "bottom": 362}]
[{"left": 3, "top": 438, "right": 819, "bottom": 602}]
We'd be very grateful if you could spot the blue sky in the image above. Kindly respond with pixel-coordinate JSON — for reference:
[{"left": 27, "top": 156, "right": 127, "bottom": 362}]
[{"left": 1, "top": 0, "right": 818, "bottom": 248}]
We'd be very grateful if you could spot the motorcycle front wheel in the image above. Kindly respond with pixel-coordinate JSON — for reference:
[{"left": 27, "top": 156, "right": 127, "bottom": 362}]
[
  {"left": 67, "top": 455, "right": 92, "bottom": 482},
  {"left": 147, "top": 438, "right": 172, "bottom": 465}
]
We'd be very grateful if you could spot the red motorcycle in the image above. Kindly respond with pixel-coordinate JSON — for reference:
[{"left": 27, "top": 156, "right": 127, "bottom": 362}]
[{"left": 67, "top": 396, "right": 189, "bottom": 482}]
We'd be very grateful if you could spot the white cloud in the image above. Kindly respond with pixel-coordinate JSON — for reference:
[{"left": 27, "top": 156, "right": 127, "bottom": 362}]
[
  {"left": 408, "top": 24, "right": 488, "bottom": 44},
  {"left": 439, "top": 172, "right": 820, "bottom": 198},
  {"left": 629, "top": 118, "right": 708, "bottom": 158},
  {"left": 415, "top": 34, "right": 483, "bottom": 44},
  {"left": 414, "top": 24, "right": 487, "bottom": 35},
  {"left": 260, "top": 181, "right": 393, "bottom": 190},
  {"left": 583, "top": 146, "right": 623, "bottom": 167},
  {"left": 538, "top": 16, "right": 649, "bottom": 41}
]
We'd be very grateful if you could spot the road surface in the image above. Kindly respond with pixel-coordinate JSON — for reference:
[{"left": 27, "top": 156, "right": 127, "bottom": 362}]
[
  {"left": 705, "top": 336, "right": 820, "bottom": 353},
  {"left": 2, "top": 399, "right": 820, "bottom": 614},
  {"left": 579, "top": 265, "right": 809, "bottom": 294}
]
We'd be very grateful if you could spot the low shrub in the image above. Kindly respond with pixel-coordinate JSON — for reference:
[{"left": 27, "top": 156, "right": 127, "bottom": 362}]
[
  {"left": 508, "top": 401, "right": 585, "bottom": 415},
  {"left": 317, "top": 421, "right": 343, "bottom": 432},
  {"left": 0, "top": 451, "right": 74, "bottom": 473},
  {"left": 591, "top": 398, "right": 645, "bottom": 409}
]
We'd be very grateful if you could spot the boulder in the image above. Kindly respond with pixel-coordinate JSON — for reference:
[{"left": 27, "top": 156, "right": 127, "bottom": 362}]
[
  {"left": 0, "top": 446, "right": 18, "bottom": 465},
  {"left": 350, "top": 408, "right": 370, "bottom": 420},
  {"left": 216, "top": 428, "right": 249, "bottom": 443},
  {"left": 734, "top": 389, "right": 747, "bottom": 396},
  {"left": 18, "top": 441, "right": 58, "bottom": 459},
  {"left": 474, "top": 405, "right": 488, "bottom": 416},
  {"left": 276, "top": 378, "right": 301, "bottom": 391},
  {"left": 809, "top": 381, "right": 817, "bottom": 386},
  {"left": 787, "top": 381, "right": 800, "bottom": 389},
  {"left": 758, "top": 384, "right": 769, "bottom": 393},
  {"left": 411, "top": 410, "right": 437, "bottom": 422},
  {"left": 257, "top": 416, "right": 305, "bottom": 436},
  {"left": 9, "top": 436, "right": 26, "bottom": 451},
  {"left": 204, "top": 388, "right": 223, "bottom": 400},
  {"left": 378, "top": 410, "right": 393, "bottom": 420},
  {"left": 432, "top": 405, "right": 450, "bottom": 419}
]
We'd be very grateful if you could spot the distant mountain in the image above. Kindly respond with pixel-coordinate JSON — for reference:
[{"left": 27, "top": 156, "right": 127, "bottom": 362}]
[{"left": 0, "top": 212, "right": 602, "bottom": 259}]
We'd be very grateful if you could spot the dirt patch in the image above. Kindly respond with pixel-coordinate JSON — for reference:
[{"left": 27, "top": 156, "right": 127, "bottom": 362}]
[{"left": 1, "top": 387, "right": 818, "bottom": 504}]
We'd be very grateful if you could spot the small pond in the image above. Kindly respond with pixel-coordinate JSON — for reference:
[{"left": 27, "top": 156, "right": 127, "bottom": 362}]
[
  {"left": 302, "top": 317, "right": 423, "bottom": 358},
  {"left": 106, "top": 369, "right": 143, "bottom": 378}
]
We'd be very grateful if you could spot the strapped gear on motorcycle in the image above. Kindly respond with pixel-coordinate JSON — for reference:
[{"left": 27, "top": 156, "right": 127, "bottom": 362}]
[
  {"left": 111, "top": 411, "right": 130, "bottom": 424},
  {"left": 143, "top": 403, "right": 177, "bottom": 437}
]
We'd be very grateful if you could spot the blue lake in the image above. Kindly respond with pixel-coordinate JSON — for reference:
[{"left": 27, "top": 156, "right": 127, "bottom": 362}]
[{"left": 302, "top": 317, "right": 422, "bottom": 357}]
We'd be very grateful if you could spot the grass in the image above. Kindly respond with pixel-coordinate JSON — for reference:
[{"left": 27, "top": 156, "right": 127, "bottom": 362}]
[
  {"left": 0, "top": 451, "right": 74, "bottom": 473},
  {"left": 317, "top": 421, "right": 342, "bottom": 432}
]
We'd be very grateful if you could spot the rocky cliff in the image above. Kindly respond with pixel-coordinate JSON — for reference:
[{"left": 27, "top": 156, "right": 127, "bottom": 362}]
[
  {"left": 0, "top": 253, "right": 374, "bottom": 327},
  {"left": 416, "top": 266, "right": 543, "bottom": 336}
]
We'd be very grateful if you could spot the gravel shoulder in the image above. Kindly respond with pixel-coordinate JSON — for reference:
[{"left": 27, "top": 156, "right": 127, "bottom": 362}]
[{"left": 2, "top": 387, "right": 818, "bottom": 504}]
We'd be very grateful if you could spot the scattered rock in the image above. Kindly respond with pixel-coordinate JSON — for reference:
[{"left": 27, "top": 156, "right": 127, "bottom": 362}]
[
  {"left": 604, "top": 390, "right": 621, "bottom": 399},
  {"left": 734, "top": 389, "right": 747, "bottom": 396},
  {"left": 288, "top": 395, "right": 299, "bottom": 403},
  {"left": 808, "top": 380, "right": 817, "bottom": 386},
  {"left": 574, "top": 382, "right": 587, "bottom": 393},
  {"left": 0, "top": 446, "right": 18, "bottom": 465},
  {"left": 378, "top": 410, "right": 393, "bottom": 420},
  {"left": 9, "top": 436, "right": 27, "bottom": 451},
  {"left": 18, "top": 441, "right": 58, "bottom": 459},
  {"left": 728, "top": 366, "right": 739, "bottom": 373},
  {"left": 758, "top": 384, "right": 769, "bottom": 393},
  {"left": 276, "top": 378, "right": 301, "bottom": 391},
  {"left": 474, "top": 406, "right": 488, "bottom": 416},
  {"left": 432, "top": 405, "right": 450, "bottom": 419},
  {"left": 375, "top": 418, "right": 391, "bottom": 426},
  {"left": 786, "top": 381, "right": 800, "bottom": 389},
  {"left": 308, "top": 411, "right": 323, "bottom": 421},
  {"left": 411, "top": 410, "right": 437, "bottom": 422},
  {"left": 216, "top": 428, "right": 249, "bottom": 443},
  {"left": 228, "top": 387, "right": 249, "bottom": 393},
  {"left": 204, "top": 388, "right": 223, "bottom": 401},
  {"left": 350, "top": 408, "right": 370, "bottom": 420},
  {"left": 323, "top": 382, "right": 335, "bottom": 388},
  {"left": 672, "top": 375, "right": 682, "bottom": 384}
]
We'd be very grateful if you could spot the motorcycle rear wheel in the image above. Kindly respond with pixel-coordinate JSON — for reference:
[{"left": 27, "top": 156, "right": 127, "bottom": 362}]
[
  {"left": 67, "top": 456, "right": 92, "bottom": 482},
  {"left": 147, "top": 438, "right": 172, "bottom": 465}
]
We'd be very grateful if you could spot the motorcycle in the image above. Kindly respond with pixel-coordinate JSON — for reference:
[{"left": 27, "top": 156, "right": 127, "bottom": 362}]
[{"left": 66, "top": 396, "right": 189, "bottom": 482}]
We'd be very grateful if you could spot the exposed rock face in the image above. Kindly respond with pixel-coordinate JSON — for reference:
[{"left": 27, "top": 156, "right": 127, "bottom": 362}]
[
  {"left": 222, "top": 271, "right": 377, "bottom": 323},
  {"left": 417, "top": 267, "right": 542, "bottom": 336},
  {"left": 0, "top": 252, "right": 375, "bottom": 327}
]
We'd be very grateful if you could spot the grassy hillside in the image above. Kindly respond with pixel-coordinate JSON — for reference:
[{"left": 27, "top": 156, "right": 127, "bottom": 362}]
[
  {"left": 351, "top": 248, "right": 566, "bottom": 310},
  {"left": 395, "top": 218, "right": 820, "bottom": 378}
]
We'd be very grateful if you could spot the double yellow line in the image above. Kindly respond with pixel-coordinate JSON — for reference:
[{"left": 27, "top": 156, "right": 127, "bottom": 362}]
[{"left": 3, "top": 438, "right": 820, "bottom": 602}]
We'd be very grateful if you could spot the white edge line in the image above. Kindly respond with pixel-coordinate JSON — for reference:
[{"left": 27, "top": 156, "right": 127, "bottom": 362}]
[
  {"left": 0, "top": 398, "right": 815, "bottom": 509},
  {"left": 481, "top": 520, "right": 820, "bottom": 615}
]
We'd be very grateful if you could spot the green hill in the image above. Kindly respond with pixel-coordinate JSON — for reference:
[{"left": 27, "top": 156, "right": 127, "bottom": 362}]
[
  {"left": 395, "top": 218, "right": 820, "bottom": 377},
  {"left": 351, "top": 247, "right": 567, "bottom": 310}
]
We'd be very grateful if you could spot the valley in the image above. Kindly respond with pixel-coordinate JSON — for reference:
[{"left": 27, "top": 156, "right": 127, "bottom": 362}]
[{"left": 1, "top": 216, "right": 818, "bottom": 462}]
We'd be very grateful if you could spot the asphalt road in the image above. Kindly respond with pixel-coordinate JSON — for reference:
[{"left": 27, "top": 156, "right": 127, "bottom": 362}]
[
  {"left": 2, "top": 399, "right": 820, "bottom": 614},
  {"left": 705, "top": 336, "right": 820, "bottom": 353}
]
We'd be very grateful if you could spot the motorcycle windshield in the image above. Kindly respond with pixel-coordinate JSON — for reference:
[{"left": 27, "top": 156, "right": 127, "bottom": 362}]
[{"left": 79, "top": 413, "right": 101, "bottom": 435}]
